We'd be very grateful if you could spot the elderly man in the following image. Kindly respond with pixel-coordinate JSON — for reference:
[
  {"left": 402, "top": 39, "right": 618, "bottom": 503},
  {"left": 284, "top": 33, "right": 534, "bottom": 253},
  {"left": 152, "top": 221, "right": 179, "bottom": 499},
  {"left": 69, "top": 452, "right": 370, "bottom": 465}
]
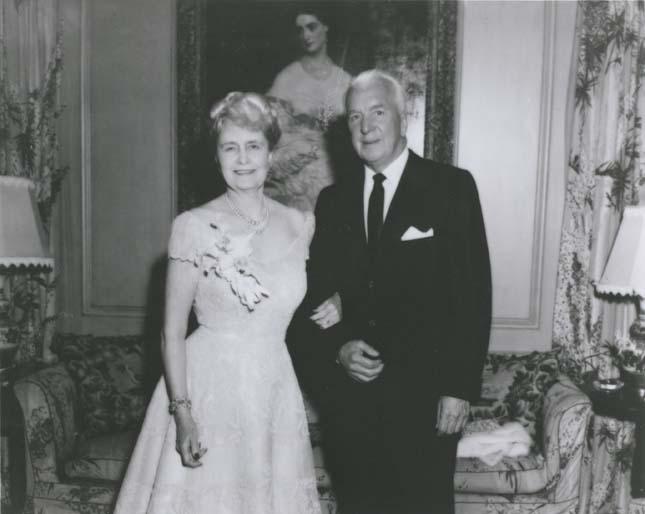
[{"left": 290, "top": 69, "right": 491, "bottom": 514}]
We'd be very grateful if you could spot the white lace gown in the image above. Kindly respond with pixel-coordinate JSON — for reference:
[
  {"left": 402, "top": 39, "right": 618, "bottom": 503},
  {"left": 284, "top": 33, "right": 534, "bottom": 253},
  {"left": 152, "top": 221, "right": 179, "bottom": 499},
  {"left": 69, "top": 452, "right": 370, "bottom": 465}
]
[{"left": 114, "top": 208, "right": 321, "bottom": 514}]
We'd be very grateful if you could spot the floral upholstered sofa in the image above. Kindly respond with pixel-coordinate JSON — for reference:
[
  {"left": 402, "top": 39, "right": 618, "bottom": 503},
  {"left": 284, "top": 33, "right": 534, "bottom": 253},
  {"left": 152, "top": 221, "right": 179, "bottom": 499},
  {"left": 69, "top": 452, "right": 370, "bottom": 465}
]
[
  {"left": 12, "top": 334, "right": 336, "bottom": 514},
  {"left": 14, "top": 334, "right": 591, "bottom": 514},
  {"left": 455, "top": 351, "right": 593, "bottom": 514}
]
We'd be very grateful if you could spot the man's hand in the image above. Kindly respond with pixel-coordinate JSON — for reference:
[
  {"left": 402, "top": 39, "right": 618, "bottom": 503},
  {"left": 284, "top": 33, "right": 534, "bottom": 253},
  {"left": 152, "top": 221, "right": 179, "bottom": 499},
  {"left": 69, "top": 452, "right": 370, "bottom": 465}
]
[
  {"left": 436, "top": 396, "right": 470, "bottom": 435},
  {"left": 337, "top": 340, "right": 384, "bottom": 383}
]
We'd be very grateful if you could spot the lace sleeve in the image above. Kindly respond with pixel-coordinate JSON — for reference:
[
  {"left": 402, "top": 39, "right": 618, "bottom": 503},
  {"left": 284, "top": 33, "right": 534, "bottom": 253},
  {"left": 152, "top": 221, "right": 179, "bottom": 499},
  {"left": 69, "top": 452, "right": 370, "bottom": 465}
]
[{"left": 168, "top": 211, "right": 202, "bottom": 265}]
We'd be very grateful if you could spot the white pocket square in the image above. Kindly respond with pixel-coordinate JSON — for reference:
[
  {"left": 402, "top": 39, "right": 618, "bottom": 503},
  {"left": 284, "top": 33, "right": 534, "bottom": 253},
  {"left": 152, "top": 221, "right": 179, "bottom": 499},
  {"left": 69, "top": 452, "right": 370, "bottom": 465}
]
[{"left": 401, "top": 226, "right": 434, "bottom": 241}]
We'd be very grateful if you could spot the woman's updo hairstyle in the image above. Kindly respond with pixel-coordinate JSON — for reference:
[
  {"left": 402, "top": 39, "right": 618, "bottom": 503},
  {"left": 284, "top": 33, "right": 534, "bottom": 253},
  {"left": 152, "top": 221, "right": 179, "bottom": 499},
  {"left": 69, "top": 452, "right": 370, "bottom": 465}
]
[
  {"left": 294, "top": 3, "right": 330, "bottom": 27},
  {"left": 209, "top": 92, "right": 281, "bottom": 151}
]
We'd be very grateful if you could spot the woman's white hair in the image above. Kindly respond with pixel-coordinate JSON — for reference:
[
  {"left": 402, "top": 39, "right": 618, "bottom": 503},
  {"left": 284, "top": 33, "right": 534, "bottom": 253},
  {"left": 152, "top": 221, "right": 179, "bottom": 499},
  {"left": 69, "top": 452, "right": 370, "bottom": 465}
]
[{"left": 346, "top": 69, "right": 406, "bottom": 117}]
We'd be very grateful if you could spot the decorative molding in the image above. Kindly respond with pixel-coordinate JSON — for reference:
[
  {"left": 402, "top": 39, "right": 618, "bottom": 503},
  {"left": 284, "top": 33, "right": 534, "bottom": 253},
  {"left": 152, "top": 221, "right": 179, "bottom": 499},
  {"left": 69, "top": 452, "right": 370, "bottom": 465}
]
[
  {"left": 80, "top": 1, "right": 141, "bottom": 316},
  {"left": 491, "top": 1, "right": 555, "bottom": 330},
  {"left": 453, "top": 1, "right": 464, "bottom": 165},
  {"left": 176, "top": 0, "right": 207, "bottom": 213},
  {"left": 424, "top": 0, "right": 458, "bottom": 164},
  {"left": 80, "top": 0, "right": 177, "bottom": 317},
  {"left": 80, "top": 0, "right": 95, "bottom": 316}
]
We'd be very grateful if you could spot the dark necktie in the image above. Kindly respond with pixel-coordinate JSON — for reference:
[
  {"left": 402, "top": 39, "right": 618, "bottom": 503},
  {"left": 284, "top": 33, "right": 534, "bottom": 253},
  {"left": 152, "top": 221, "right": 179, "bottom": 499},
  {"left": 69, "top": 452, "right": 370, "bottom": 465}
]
[{"left": 367, "top": 173, "right": 386, "bottom": 251}]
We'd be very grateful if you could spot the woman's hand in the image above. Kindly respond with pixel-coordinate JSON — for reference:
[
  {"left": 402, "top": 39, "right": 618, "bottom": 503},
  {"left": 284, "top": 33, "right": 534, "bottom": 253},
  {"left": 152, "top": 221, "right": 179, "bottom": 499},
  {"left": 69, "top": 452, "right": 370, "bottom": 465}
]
[
  {"left": 174, "top": 410, "right": 207, "bottom": 468},
  {"left": 310, "top": 292, "right": 342, "bottom": 329}
]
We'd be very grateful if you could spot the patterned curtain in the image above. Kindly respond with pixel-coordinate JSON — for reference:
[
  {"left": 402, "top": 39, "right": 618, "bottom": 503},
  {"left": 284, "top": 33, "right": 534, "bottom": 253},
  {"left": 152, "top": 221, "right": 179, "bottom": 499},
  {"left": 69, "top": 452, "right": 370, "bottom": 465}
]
[
  {"left": 553, "top": 1, "right": 645, "bottom": 372},
  {"left": 0, "top": 0, "right": 64, "bottom": 362}
]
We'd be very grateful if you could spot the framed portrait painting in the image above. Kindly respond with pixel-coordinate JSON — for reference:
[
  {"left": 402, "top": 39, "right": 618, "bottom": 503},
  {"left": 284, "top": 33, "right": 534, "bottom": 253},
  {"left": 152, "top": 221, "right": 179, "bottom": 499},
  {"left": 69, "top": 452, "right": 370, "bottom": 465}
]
[{"left": 177, "top": 0, "right": 457, "bottom": 212}]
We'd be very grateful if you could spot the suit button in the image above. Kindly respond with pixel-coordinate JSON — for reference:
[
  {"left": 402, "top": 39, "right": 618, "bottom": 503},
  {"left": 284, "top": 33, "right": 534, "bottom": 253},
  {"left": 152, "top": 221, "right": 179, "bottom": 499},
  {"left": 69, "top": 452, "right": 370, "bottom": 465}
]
[
  {"left": 368, "top": 280, "right": 375, "bottom": 289},
  {"left": 368, "top": 319, "right": 377, "bottom": 328}
]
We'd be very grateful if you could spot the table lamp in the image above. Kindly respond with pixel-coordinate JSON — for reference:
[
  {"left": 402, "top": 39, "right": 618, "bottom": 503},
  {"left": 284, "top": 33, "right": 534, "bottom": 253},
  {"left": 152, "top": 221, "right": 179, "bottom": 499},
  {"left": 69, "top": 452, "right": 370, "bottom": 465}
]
[
  {"left": 596, "top": 205, "right": 645, "bottom": 391},
  {"left": 0, "top": 176, "right": 54, "bottom": 370}
]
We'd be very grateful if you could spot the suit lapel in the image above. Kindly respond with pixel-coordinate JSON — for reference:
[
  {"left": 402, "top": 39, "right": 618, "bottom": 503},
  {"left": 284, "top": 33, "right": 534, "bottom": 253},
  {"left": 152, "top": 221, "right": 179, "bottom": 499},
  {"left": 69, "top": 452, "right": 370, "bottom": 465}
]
[
  {"left": 341, "top": 150, "right": 435, "bottom": 250},
  {"left": 340, "top": 161, "right": 368, "bottom": 249},
  {"left": 380, "top": 151, "right": 428, "bottom": 245}
]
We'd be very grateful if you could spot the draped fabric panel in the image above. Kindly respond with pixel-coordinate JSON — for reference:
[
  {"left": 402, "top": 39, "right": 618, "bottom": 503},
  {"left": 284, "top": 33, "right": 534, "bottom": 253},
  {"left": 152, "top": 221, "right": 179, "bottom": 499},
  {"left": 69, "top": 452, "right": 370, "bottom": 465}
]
[
  {"left": 16, "top": 0, "right": 58, "bottom": 92},
  {"left": 553, "top": 1, "right": 645, "bottom": 371},
  {"left": 0, "top": 0, "right": 63, "bottom": 362},
  {"left": 588, "top": 416, "right": 636, "bottom": 514},
  {"left": 1, "top": 0, "right": 57, "bottom": 91}
]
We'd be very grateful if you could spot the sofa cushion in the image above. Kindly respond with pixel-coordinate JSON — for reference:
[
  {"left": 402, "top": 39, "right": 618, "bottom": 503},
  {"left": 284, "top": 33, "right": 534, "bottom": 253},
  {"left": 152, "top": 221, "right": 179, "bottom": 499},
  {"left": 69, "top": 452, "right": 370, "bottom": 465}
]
[
  {"left": 470, "top": 351, "right": 560, "bottom": 451},
  {"left": 52, "top": 333, "right": 147, "bottom": 437},
  {"left": 454, "top": 452, "right": 547, "bottom": 494},
  {"left": 64, "top": 430, "right": 138, "bottom": 482}
]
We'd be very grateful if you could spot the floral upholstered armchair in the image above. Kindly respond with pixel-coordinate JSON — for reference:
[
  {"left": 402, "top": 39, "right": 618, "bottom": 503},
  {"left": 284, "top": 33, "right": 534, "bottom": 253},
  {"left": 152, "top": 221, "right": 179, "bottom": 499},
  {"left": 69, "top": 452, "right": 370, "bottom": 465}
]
[
  {"left": 12, "top": 333, "right": 336, "bottom": 514},
  {"left": 455, "top": 351, "right": 593, "bottom": 514},
  {"left": 13, "top": 334, "right": 146, "bottom": 514}
]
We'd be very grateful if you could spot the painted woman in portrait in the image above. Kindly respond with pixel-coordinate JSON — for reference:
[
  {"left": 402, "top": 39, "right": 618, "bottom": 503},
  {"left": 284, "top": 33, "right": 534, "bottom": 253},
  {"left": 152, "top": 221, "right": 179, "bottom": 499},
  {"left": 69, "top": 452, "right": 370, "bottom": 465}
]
[{"left": 265, "top": 5, "right": 353, "bottom": 212}]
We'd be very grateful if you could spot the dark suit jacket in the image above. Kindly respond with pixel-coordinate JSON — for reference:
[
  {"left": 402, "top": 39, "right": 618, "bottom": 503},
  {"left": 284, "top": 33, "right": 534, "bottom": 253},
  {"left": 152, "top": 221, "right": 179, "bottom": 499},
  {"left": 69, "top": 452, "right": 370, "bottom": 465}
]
[{"left": 289, "top": 150, "right": 491, "bottom": 438}]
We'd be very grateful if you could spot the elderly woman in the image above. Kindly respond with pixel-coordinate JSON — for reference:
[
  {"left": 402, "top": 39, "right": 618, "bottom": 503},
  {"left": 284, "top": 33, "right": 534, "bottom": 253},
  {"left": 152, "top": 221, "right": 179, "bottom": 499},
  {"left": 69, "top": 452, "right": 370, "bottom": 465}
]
[{"left": 114, "top": 92, "right": 321, "bottom": 514}]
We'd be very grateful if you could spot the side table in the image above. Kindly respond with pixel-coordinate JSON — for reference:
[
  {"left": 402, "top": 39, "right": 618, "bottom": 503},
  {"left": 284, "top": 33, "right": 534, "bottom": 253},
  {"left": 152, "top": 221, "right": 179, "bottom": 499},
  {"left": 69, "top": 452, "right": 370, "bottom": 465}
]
[
  {"left": 582, "top": 375, "right": 645, "bottom": 513},
  {"left": 1, "top": 366, "right": 26, "bottom": 514}
]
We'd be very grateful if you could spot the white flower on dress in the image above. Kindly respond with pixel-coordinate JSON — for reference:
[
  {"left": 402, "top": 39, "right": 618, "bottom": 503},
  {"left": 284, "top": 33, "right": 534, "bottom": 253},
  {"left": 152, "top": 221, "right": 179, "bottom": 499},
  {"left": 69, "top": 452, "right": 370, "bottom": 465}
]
[{"left": 202, "top": 224, "right": 270, "bottom": 311}]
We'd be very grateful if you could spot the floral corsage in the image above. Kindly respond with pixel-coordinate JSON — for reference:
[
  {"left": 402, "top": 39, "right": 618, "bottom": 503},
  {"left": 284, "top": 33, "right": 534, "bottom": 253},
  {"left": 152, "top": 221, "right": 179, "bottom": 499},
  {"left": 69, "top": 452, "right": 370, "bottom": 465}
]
[{"left": 202, "top": 223, "right": 270, "bottom": 311}]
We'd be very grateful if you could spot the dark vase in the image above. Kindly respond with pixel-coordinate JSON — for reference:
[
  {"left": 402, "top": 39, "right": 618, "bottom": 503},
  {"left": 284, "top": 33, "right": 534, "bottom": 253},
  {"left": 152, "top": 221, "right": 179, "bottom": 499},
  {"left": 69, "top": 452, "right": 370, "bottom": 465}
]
[{"left": 623, "top": 368, "right": 645, "bottom": 390}]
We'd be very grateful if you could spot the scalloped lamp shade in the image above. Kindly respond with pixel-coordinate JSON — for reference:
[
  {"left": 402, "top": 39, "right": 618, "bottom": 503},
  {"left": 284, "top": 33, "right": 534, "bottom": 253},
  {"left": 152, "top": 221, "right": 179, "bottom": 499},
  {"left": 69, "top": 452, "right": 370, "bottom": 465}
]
[
  {"left": 0, "top": 176, "right": 53, "bottom": 269},
  {"left": 597, "top": 205, "right": 645, "bottom": 299}
]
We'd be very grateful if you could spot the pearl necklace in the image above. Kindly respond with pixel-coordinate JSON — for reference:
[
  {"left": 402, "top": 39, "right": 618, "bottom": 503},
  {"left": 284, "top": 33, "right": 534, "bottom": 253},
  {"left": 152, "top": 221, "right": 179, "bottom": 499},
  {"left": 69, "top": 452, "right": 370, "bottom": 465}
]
[{"left": 225, "top": 192, "right": 269, "bottom": 232}]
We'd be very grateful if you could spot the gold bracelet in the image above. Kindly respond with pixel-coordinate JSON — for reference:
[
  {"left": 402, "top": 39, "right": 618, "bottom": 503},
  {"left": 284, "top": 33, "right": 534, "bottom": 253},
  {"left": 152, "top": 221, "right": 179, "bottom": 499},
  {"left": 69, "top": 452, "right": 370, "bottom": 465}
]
[{"left": 168, "top": 397, "right": 192, "bottom": 415}]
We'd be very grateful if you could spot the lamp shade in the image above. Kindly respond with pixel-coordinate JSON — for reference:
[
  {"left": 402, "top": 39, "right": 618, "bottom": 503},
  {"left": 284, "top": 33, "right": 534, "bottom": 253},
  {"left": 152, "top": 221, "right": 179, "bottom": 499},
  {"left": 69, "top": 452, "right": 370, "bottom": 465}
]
[
  {"left": 0, "top": 176, "right": 53, "bottom": 269},
  {"left": 597, "top": 205, "right": 645, "bottom": 298}
]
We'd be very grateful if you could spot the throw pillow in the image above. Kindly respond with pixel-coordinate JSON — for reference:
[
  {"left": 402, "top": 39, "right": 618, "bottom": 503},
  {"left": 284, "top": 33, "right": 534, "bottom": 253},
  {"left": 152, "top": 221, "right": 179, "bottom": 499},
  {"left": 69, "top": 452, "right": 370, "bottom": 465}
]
[
  {"left": 52, "top": 333, "right": 147, "bottom": 438},
  {"left": 470, "top": 350, "right": 560, "bottom": 451}
]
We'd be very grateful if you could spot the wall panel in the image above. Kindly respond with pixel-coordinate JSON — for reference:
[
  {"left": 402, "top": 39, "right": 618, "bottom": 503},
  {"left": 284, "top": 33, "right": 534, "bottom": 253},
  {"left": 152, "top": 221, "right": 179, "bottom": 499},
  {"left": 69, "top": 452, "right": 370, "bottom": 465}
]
[
  {"left": 456, "top": 1, "right": 576, "bottom": 351},
  {"left": 58, "top": 0, "right": 175, "bottom": 334}
]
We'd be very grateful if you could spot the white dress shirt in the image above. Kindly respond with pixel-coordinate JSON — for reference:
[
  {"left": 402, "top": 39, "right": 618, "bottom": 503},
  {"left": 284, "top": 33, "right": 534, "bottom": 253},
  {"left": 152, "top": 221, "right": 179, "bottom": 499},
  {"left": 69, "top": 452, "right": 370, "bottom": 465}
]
[{"left": 363, "top": 148, "right": 409, "bottom": 235}]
